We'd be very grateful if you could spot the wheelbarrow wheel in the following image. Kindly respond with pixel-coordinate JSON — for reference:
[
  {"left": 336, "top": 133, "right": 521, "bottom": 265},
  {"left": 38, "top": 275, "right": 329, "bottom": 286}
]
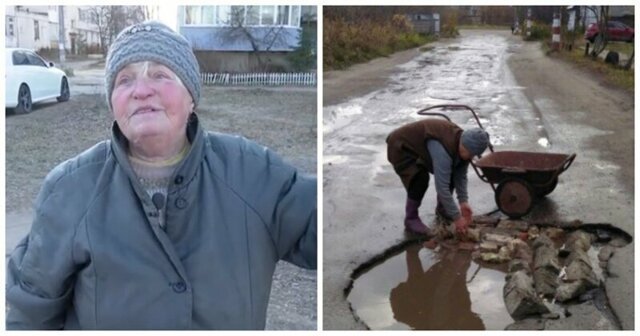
[
  {"left": 536, "top": 178, "right": 558, "bottom": 197},
  {"left": 495, "top": 178, "right": 534, "bottom": 219}
]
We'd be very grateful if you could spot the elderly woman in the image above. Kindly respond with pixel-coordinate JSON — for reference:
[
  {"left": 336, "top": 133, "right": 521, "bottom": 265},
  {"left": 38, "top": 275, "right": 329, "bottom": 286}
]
[{"left": 6, "top": 21, "right": 316, "bottom": 330}]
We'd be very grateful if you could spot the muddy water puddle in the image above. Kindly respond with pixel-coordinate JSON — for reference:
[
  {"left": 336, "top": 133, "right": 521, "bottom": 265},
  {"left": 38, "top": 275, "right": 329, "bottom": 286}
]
[
  {"left": 347, "top": 221, "right": 631, "bottom": 330},
  {"left": 348, "top": 246, "right": 512, "bottom": 330}
]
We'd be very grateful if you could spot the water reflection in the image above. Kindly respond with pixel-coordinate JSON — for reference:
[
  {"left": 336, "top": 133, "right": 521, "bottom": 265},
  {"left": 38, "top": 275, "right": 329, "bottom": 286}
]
[
  {"left": 390, "top": 245, "right": 483, "bottom": 330},
  {"left": 348, "top": 243, "right": 514, "bottom": 330}
]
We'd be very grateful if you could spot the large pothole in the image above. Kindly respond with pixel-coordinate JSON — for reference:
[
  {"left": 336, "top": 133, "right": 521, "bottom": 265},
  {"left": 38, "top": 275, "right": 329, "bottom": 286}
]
[{"left": 346, "top": 216, "right": 631, "bottom": 330}]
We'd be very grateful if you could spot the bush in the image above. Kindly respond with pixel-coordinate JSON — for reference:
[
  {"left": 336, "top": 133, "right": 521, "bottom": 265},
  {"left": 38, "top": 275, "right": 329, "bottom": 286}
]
[
  {"left": 441, "top": 10, "right": 460, "bottom": 38},
  {"left": 441, "top": 25, "right": 460, "bottom": 38},
  {"left": 527, "top": 22, "right": 551, "bottom": 41},
  {"left": 288, "top": 24, "right": 317, "bottom": 72},
  {"left": 324, "top": 17, "right": 434, "bottom": 70}
]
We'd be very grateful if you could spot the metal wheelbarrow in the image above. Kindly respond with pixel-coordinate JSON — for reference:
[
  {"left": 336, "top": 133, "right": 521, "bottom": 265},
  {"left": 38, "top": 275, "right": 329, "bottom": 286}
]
[{"left": 418, "top": 104, "right": 576, "bottom": 219}]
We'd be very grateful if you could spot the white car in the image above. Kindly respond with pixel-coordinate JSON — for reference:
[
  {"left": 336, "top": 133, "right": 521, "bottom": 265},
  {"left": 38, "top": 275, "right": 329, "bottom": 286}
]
[{"left": 5, "top": 48, "right": 70, "bottom": 114}]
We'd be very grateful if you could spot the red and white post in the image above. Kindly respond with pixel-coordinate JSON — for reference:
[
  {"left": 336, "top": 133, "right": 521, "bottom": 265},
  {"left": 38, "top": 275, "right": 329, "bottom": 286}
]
[{"left": 552, "top": 13, "right": 561, "bottom": 51}]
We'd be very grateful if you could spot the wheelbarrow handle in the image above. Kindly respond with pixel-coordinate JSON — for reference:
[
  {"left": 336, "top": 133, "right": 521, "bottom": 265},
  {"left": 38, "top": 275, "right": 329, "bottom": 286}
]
[
  {"left": 470, "top": 161, "right": 497, "bottom": 192},
  {"left": 419, "top": 104, "right": 484, "bottom": 129},
  {"left": 417, "top": 104, "right": 495, "bottom": 153},
  {"left": 561, "top": 153, "right": 577, "bottom": 173},
  {"left": 416, "top": 110, "right": 452, "bottom": 122}
]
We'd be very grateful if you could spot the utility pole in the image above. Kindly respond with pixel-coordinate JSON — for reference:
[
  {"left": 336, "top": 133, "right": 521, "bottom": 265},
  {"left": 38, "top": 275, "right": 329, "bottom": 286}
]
[{"left": 58, "top": 6, "right": 66, "bottom": 64}]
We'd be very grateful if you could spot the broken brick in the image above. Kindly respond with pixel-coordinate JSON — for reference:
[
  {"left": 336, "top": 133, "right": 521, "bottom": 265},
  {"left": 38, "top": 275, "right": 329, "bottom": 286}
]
[
  {"left": 472, "top": 215, "right": 500, "bottom": 226},
  {"left": 498, "top": 219, "right": 530, "bottom": 232},
  {"left": 479, "top": 241, "right": 499, "bottom": 253},
  {"left": 459, "top": 241, "right": 476, "bottom": 251}
]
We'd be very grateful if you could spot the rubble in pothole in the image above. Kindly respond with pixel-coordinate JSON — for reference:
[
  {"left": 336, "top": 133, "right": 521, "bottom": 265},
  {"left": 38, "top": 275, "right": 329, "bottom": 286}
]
[{"left": 423, "top": 215, "right": 629, "bottom": 330}]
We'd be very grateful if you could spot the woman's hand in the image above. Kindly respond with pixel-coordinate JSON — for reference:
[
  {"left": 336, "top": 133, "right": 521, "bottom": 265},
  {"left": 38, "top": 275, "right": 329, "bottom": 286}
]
[
  {"left": 460, "top": 202, "right": 473, "bottom": 221},
  {"left": 453, "top": 216, "right": 469, "bottom": 236}
]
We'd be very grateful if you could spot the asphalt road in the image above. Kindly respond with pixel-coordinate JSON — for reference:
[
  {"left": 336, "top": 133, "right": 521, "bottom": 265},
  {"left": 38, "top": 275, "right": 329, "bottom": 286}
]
[{"left": 323, "top": 29, "right": 633, "bottom": 330}]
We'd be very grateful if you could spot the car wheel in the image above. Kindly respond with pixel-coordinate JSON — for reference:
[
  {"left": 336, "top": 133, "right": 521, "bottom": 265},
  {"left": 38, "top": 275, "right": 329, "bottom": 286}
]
[
  {"left": 15, "top": 84, "right": 33, "bottom": 114},
  {"left": 57, "top": 77, "right": 70, "bottom": 102}
]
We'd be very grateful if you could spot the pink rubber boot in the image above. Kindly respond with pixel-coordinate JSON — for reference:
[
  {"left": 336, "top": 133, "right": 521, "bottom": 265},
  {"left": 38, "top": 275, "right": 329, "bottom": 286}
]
[{"left": 404, "top": 198, "right": 430, "bottom": 235}]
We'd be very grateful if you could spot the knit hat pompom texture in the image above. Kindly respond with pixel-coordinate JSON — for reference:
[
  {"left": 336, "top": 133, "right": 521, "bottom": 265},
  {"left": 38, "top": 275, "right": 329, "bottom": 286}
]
[
  {"left": 105, "top": 21, "right": 201, "bottom": 110},
  {"left": 461, "top": 128, "right": 490, "bottom": 157}
]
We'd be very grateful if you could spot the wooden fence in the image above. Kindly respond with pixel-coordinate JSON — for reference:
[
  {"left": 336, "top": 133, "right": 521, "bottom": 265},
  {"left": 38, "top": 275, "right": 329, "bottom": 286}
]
[{"left": 201, "top": 72, "right": 316, "bottom": 86}]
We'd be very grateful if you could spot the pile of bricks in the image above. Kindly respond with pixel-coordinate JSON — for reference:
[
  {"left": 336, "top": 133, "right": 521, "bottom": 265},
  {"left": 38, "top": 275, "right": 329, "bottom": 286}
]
[{"left": 424, "top": 215, "right": 622, "bottom": 323}]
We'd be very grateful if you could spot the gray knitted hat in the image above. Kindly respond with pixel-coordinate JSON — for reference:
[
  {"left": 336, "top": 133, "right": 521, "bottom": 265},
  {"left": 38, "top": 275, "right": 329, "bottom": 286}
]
[
  {"left": 461, "top": 128, "right": 490, "bottom": 157},
  {"left": 105, "top": 21, "right": 201, "bottom": 110}
]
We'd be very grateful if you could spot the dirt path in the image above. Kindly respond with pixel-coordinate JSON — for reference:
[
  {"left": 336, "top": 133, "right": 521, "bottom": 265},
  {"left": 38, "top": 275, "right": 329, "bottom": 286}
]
[{"left": 323, "top": 47, "right": 423, "bottom": 106}]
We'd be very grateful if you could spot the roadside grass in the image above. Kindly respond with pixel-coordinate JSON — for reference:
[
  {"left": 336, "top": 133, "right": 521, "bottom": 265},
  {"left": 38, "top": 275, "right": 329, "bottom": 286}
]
[
  {"left": 550, "top": 41, "right": 634, "bottom": 92},
  {"left": 324, "top": 16, "right": 437, "bottom": 71},
  {"left": 605, "top": 42, "right": 634, "bottom": 56}
]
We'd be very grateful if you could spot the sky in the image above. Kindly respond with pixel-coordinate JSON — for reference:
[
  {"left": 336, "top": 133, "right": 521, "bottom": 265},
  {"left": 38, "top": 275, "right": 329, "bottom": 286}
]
[{"left": 155, "top": 6, "right": 178, "bottom": 31}]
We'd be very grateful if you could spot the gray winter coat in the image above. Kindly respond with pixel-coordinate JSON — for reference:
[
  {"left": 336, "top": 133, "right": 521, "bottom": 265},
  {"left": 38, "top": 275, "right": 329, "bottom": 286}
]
[{"left": 6, "top": 115, "right": 317, "bottom": 330}]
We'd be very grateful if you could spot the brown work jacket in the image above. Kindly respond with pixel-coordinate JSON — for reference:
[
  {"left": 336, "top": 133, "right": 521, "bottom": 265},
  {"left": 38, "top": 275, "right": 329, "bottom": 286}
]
[{"left": 386, "top": 119, "right": 463, "bottom": 187}]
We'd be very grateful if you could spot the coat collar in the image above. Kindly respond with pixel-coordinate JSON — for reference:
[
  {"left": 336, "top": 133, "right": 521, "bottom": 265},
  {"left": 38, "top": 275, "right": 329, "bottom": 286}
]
[{"left": 110, "top": 113, "right": 205, "bottom": 194}]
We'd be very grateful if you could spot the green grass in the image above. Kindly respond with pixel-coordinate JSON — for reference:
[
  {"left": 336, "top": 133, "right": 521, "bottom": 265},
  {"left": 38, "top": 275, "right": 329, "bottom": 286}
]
[
  {"left": 325, "top": 33, "right": 436, "bottom": 71},
  {"left": 605, "top": 42, "right": 634, "bottom": 57}
]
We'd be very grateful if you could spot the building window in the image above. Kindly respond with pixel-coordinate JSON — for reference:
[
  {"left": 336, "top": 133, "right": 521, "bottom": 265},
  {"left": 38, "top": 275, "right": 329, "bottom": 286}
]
[
  {"left": 185, "top": 6, "right": 215, "bottom": 25},
  {"left": 79, "top": 8, "right": 92, "bottom": 23},
  {"left": 6, "top": 16, "right": 15, "bottom": 36},
  {"left": 291, "top": 6, "right": 301, "bottom": 27},
  {"left": 261, "top": 6, "right": 275, "bottom": 25},
  {"left": 213, "top": 6, "right": 231, "bottom": 26},
  {"left": 34, "top": 20, "right": 40, "bottom": 40},
  {"left": 230, "top": 5, "right": 245, "bottom": 25},
  {"left": 246, "top": 6, "right": 259, "bottom": 25},
  {"left": 183, "top": 6, "right": 301, "bottom": 27},
  {"left": 276, "top": 6, "right": 289, "bottom": 25}
]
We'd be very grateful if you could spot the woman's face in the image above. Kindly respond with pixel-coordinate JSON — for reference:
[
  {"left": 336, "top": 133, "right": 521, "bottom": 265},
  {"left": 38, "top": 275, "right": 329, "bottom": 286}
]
[{"left": 111, "top": 61, "right": 193, "bottom": 144}]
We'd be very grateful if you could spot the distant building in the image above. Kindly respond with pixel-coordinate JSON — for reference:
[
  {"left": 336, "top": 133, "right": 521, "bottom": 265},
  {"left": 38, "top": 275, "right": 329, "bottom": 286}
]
[
  {"left": 178, "top": 5, "right": 315, "bottom": 73},
  {"left": 5, "top": 6, "right": 101, "bottom": 55},
  {"left": 406, "top": 13, "right": 440, "bottom": 36}
]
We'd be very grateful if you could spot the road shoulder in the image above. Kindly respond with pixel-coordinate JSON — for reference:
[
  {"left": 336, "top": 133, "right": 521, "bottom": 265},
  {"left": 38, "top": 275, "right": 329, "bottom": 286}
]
[{"left": 323, "top": 47, "right": 422, "bottom": 106}]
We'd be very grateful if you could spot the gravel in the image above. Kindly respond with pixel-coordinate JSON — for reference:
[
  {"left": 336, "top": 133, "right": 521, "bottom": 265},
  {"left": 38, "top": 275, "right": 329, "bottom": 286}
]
[{"left": 5, "top": 86, "right": 317, "bottom": 330}]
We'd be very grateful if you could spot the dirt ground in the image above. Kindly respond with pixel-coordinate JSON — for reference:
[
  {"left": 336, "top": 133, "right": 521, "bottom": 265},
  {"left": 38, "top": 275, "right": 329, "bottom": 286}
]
[
  {"left": 5, "top": 86, "right": 317, "bottom": 330},
  {"left": 323, "top": 48, "right": 422, "bottom": 106}
]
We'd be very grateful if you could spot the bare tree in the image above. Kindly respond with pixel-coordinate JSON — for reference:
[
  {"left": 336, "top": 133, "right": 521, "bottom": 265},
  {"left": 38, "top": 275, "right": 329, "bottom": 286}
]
[
  {"left": 220, "top": 6, "right": 297, "bottom": 71},
  {"left": 88, "top": 6, "right": 110, "bottom": 54},
  {"left": 88, "top": 5, "right": 148, "bottom": 55},
  {"left": 589, "top": 6, "right": 609, "bottom": 58}
]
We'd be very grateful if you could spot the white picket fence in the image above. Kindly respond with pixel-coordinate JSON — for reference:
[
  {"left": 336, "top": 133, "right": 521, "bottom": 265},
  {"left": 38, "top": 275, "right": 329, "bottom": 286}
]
[{"left": 201, "top": 72, "right": 316, "bottom": 87}]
